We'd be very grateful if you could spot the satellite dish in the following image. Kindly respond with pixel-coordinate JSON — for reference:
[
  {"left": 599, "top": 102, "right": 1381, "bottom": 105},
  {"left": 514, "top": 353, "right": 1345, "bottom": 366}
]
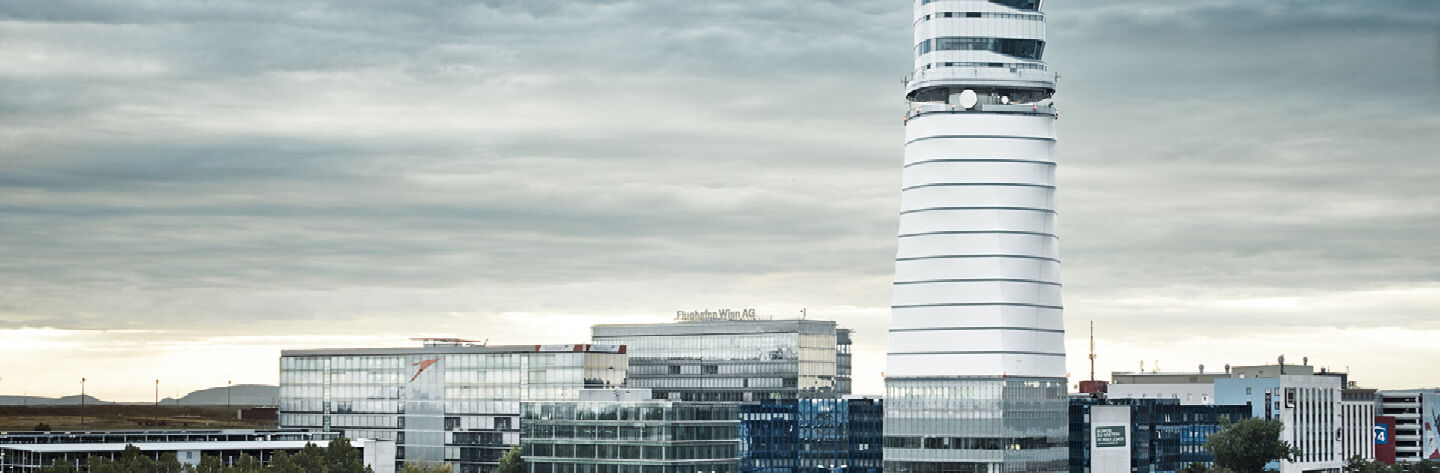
[{"left": 958, "top": 89, "right": 978, "bottom": 109}]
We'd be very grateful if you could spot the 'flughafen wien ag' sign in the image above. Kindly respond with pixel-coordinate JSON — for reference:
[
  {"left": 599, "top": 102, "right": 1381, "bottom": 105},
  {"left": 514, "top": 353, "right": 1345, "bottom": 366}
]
[{"left": 675, "top": 308, "right": 765, "bottom": 322}]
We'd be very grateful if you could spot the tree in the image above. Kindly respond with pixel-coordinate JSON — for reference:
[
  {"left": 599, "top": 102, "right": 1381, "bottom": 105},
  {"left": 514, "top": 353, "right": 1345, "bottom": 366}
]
[
  {"left": 1346, "top": 456, "right": 1392, "bottom": 473},
  {"left": 1179, "top": 463, "right": 1211, "bottom": 473},
  {"left": 267, "top": 451, "right": 301, "bottom": 473},
  {"left": 195, "top": 455, "right": 228, "bottom": 473},
  {"left": 38, "top": 458, "right": 79, "bottom": 473},
  {"left": 324, "top": 437, "right": 369, "bottom": 473},
  {"left": 1414, "top": 460, "right": 1440, "bottom": 473},
  {"left": 288, "top": 443, "right": 328, "bottom": 472},
  {"left": 1206, "top": 418, "right": 1298, "bottom": 473},
  {"left": 33, "top": 422, "right": 53, "bottom": 431},
  {"left": 155, "top": 452, "right": 187, "bottom": 473},
  {"left": 497, "top": 445, "right": 524, "bottom": 473},
  {"left": 231, "top": 453, "right": 265, "bottom": 473},
  {"left": 1178, "top": 463, "right": 1235, "bottom": 473},
  {"left": 85, "top": 445, "right": 160, "bottom": 473}
]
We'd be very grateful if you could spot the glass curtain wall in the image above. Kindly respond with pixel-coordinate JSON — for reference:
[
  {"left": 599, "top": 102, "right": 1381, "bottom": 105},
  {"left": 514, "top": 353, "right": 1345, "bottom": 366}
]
[
  {"left": 280, "top": 349, "right": 627, "bottom": 473},
  {"left": 884, "top": 378, "right": 1067, "bottom": 473},
  {"left": 521, "top": 401, "right": 741, "bottom": 473},
  {"left": 593, "top": 320, "right": 845, "bottom": 402}
]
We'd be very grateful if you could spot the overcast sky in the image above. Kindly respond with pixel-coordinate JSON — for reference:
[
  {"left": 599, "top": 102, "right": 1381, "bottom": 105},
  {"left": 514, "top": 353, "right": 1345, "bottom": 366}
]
[{"left": 2, "top": 1, "right": 1438, "bottom": 401}]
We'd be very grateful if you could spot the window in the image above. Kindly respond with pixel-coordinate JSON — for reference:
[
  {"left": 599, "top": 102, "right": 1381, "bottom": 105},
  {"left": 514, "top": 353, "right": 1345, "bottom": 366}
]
[
  {"left": 915, "top": 37, "right": 1046, "bottom": 60},
  {"left": 986, "top": 0, "right": 1040, "bottom": 10}
]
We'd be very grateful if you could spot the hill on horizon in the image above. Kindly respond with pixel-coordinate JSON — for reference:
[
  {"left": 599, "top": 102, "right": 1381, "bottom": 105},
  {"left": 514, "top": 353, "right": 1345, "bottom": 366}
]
[
  {"left": 0, "top": 385, "right": 277, "bottom": 406},
  {"left": 0, "top": 394, "right": 103, "bottom": 406},
  {"left": 163, "top": 384, "right": 277, "bottom": 406}
]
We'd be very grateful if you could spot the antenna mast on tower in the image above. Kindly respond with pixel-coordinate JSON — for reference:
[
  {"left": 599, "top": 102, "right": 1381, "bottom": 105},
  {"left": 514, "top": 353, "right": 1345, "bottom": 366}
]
[{"left": 1089, "top": 321, "right": 1096, "bottom": 381}]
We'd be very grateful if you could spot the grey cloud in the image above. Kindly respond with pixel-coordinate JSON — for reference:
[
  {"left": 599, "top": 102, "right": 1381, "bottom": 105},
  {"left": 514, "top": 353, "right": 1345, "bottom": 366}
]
[{"left": 0, "top": 0, "right": 1436, "bottom": 391}]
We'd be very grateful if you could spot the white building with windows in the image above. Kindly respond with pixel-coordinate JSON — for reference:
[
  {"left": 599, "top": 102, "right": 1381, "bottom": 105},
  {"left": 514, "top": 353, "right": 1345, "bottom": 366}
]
[
  {"left": 1215, "top": 371, "right": 1344, "bottom": 473},
  {"left": 884, "top": 1, "right": 1068, "bottom": 472},
  {"left": 1342, "top": 389, "right": 1378, "bottom": 462}
]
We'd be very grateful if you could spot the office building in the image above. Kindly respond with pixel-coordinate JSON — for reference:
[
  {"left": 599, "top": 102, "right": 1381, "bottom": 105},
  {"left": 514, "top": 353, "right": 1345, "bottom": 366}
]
[
  {"left": 1341, "top": 388, "right": 1377, "bottom": 462},
  {"left": 519, "top": 390, "right": 741, "bottom": 473},
  {"left": 1214, "top": 368, "right": 1343, "bottom": 473},
  {"left": 739, "top": 398, "right": 883, "bottom": 473},
  {"left": 279, "top": 341, "right": 628, "bottom": 473},
  {"left": 592, "top": 316, "right": 851, "bottom": 402},
  {"left": 885, "top": 0, "right": 1067, "bottom": 471},
  {"left": 1067, "top": 398, "right": 1250, "bottom": 473},
  {"left": 0, "top": 430, "right": 394, "bottom": 473}
]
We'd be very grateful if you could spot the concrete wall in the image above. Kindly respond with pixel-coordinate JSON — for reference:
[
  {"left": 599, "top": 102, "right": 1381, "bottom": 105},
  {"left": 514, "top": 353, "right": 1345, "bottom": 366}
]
[
  {"left": 1108, "top": 383, "right": 1215, "bottom": 405},
  {"left": 1090, "top": 405, "right": 1131, "bottom": 473}
]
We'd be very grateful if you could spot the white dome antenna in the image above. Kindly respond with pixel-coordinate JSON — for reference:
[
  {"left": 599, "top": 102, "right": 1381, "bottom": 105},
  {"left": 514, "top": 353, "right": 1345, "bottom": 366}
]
[{"left": 957, "top": 89, "right": 978, "bottom": 110}]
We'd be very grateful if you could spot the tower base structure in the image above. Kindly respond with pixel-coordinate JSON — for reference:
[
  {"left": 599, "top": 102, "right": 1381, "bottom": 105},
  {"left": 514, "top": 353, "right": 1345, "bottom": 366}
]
[{"left": 883, "top": 377, "right": 1068, "bottom": 473}]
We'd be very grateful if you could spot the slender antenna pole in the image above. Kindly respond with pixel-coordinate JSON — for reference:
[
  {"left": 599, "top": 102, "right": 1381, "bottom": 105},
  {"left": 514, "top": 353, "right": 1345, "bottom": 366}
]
[{"left": 1088, "top": 321, "right": 1096, "bottom": 382}]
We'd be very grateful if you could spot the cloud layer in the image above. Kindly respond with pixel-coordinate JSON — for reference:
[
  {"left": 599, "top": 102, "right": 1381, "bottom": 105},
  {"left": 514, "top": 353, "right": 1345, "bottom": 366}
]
[{"left": 1, "top": 0, "right": 1437, "bottom": 399}]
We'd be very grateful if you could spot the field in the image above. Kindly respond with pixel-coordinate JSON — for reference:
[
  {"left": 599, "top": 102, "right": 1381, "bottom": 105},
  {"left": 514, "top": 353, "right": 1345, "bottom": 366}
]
[{"left": 0, "top": 405, "right": 278, "bottom": 432}]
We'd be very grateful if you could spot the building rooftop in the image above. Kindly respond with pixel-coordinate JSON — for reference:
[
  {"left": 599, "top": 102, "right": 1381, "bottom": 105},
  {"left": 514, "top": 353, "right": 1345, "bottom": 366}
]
[
  {"left": 281, "top": 343, "right": 624, "bottom": 357},
  {"left": 1110, "top": 372, "right": 1231, "bottom": 385},
  {"left": 0, "top": 440, "right": 323, "bottom": 453},
  {"left": 593, "top": 318, "right": 839, "bottom": 336}
]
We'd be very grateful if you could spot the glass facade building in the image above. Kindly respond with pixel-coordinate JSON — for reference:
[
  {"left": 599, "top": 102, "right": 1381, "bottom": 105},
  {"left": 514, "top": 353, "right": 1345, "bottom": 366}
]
[
  {"left": 279, "top": 344, "right": 627, "bottom": 473},
  {"left": 739, "top": 398, "right": 883, "bottom": 473},
  {"left": 884, "top": 378, "right": 1068, "bottom": 473},
  {"left": 592, "top": 319, "right": 851, "bottom": 402},
  {"left": 520, "top": 400, "right": 741, "bottom": 473},
  {"left": 1067, "top": 398, "right": 1251, "bottom": 473}
]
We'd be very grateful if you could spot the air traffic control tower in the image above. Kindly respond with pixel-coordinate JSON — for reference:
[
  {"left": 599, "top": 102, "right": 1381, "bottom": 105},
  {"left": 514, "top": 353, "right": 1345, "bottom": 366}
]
[{"left": 883, "top": 1, "right": 1068, "bottom": 472}]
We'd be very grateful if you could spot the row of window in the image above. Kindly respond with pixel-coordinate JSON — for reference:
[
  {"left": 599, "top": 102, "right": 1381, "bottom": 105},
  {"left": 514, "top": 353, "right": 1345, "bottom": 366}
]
[
  {"left": 282, "top": 385, "right": 590, "bottom": 403},
  {"left": 282, "top": 352, "right": 610, "bottom": 372},
  {"left": 526, "top": 461, "right": 736, "bottom": 473},
  {"left": 522, "top": 424, "right": 739, "bottom": 444},
  {"left": 524, "top": 424, "right": 675, "bottom": 442},
  {"left": 915, "top": 37, "right": 1046, "bottom": 60},
  {"left": 522, "top": 403, "right": 739, "bottom": 422},
  {"left": 626, "top": 364, "right": 813, "bottom": 377},
  {"left": 885, "top": 460, "right": 1068, "bottom": 473},
  {"left": 919, "top": 0, "right": 1041, "bottom": 11},
  {"left": 281, "top": 400, "right": 527, "bottom": 416},
  {"left": 918, "top": 12, "right": 1042, "bottom": 22},
  {"left": 630, "top": 377, "right": 799, "bottom": 389},
  {"left": 918, "top": 61, "right": 1046, "bottom": 71},
  {"left": 884, "top": 435, "right": 1064, "bottom": 450},
  {"left": 527, "top": 443, "right": 739, "bottom": 462}
]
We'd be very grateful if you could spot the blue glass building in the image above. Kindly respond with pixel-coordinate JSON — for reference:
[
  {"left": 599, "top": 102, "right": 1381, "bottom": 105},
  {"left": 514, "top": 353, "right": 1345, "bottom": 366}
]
[
  {"left": 1068, "top": 398, "right": 1251, "bottom": 473},
  {"left": 739, "top": 399, "right": 883, "bottom": 473}
]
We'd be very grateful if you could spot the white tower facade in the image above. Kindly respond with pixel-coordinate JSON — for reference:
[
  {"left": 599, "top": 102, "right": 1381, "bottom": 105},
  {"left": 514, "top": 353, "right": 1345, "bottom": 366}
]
[{"left": 884, "top": 1, "right": 1068, "bottom": 472}]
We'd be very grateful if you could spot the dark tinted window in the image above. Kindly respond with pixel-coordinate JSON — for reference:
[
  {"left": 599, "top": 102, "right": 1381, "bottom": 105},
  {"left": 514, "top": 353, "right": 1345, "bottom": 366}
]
[
  {"left": 921, "top": 0, "right": 1041, "bottom": 9},
  {"left": 988, "top": 0, "right": 1040, "bottom": 10},
  {"left": 914, "top": 37, "right": 1045, "bottom": 60}
]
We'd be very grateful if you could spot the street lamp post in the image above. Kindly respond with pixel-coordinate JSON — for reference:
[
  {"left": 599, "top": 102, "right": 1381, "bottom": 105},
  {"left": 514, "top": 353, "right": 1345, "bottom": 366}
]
[{"left": 80, "top": 378, "right": 86, "bottom": 428}]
